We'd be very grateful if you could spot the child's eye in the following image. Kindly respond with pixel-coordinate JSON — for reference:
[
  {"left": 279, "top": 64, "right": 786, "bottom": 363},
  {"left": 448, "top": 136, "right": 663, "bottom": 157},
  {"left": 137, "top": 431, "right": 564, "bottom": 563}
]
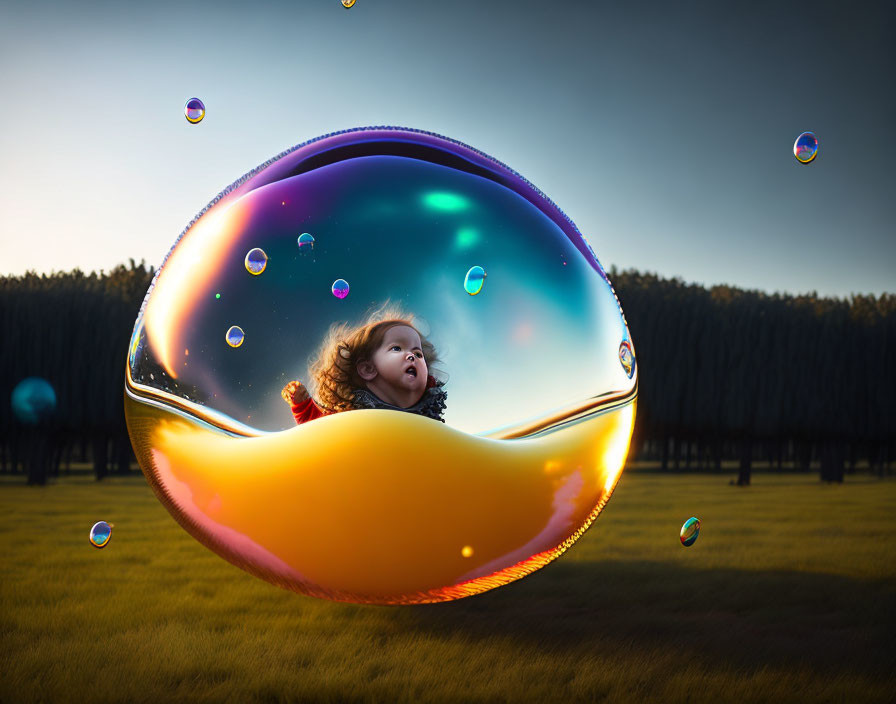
[{"left": 390, "top": 346, "right": 401, "bottom": 351}]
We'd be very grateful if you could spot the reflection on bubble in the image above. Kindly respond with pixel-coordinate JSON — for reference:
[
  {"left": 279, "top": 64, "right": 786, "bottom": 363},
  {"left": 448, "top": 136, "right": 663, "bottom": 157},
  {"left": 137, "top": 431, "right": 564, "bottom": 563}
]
[
  {"left": 464, "top": 266, "right": 486, "bottom": 296},
  {"left": 331, "top": 279, "right": 350, "bottom": 299},
  {"left": 793, "top": 132, "right": 818, "bottom": 164},
  {"left": 619, "top": 341, "right": 635, "bottom": 378},
  {"left": 226, "top": 326, "right": 245, "bottom": 347},
  {"left": 298, "top": 233, "right": 315, "bottom": 251},
  {"left": 245, "top": 248, "right": 268, "bottom": 275},
  {"left": 680, "top": 517, "right": 700, "bottom": 547},
  {"left": 11, "top": 377, "right": 57, "bottom": 425},
  {"left": 126, "top": 127, "right": 638, "bottom": 604},
  {"left": 184, "top": 98, "right": 205, "bottom": 124},
  {"left": 90, "top": 521, "right": 112, "bottom": 548}
]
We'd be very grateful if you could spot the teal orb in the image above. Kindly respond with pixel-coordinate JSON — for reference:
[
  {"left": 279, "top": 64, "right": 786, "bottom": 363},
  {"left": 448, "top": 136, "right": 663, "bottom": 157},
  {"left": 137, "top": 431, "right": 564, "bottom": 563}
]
[{"left": 11, "top": 377, "right": 56, "bottom": 425}]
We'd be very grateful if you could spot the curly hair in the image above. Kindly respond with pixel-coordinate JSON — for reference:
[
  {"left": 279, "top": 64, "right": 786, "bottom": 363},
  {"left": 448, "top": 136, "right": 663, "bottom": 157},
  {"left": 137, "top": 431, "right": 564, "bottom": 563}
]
[{"left": 308, "top": 304, "right": 441, "bottom": 413}]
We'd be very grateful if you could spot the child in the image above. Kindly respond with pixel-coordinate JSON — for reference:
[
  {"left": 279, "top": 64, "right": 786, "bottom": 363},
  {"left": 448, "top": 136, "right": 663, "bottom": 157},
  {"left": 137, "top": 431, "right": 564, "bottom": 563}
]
[{"left": 281, "top": 307, "right": 447, "bottom": 424}]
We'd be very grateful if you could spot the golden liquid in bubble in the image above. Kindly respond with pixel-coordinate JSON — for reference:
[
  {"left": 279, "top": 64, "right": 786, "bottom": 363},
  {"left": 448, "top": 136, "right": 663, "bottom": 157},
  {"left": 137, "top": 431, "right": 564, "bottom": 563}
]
[{"left": 125, "top": 387, "right": 635, "bottom": 604}]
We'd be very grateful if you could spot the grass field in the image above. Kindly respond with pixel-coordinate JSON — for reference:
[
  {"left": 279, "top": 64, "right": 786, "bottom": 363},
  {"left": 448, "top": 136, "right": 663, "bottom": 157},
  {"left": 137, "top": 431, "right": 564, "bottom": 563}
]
[{"left": 2, "top": 471, "right": 894, "bottom": 703}]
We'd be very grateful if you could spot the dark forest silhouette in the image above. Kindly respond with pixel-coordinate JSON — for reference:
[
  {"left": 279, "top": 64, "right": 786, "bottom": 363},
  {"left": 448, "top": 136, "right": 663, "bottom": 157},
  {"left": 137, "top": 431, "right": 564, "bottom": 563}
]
[
  {"left": 611, "top": 269, "right": 895, "bottom": 485},
  {"left": 1, "top": 261, "right": 893, "bottom": 485}
]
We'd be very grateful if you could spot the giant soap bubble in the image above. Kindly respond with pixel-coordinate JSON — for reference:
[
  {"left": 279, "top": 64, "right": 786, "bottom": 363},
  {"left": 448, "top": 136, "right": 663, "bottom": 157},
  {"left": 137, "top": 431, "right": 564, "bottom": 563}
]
[{"left": 125, "top": 127, "right": 638, "bottom": 604}]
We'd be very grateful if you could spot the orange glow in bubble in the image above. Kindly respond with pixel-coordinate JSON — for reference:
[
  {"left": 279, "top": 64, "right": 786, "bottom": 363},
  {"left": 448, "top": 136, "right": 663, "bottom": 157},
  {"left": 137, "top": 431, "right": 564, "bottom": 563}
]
[{"left": 125, "top": 390, "right": 634, "bottom": 603}]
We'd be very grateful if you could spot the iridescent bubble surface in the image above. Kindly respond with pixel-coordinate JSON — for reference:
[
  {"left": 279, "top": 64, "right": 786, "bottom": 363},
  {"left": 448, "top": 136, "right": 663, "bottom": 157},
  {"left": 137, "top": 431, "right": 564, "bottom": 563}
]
[
  {"left": 619, "top": 341, "right": 635, "bottom": 378},
  {"left": 90, "top": 521, "right": 112, "bottom": 548},
  {"left": 244, "top": 248, "right": 268, "bottom": 275},
  {"left": 11, "top": 377, "right": 56, "bottom": 425},
  {"left": 125, "top": 127, "right": 638, "bottom": 604},
  {"left": 331, "top": 279, "right": 350, "bottom": 299},
  {"left": 793, "top": 132, "right": 818, "bottom": 163},
  {"left": 298, "top": 233, "right": 315, "bottom": 251},
  {"left": 225, "top": 326, "right": 245, "bottom": 348},
  {"left": 680, "top": 517, "right": 700, "bottom": 547},
  {"left": 463, "top": 266, "right": 487, "bottom": 296},
  {"left": 184, "top": 98, "right": 205, "bottom": 124}
]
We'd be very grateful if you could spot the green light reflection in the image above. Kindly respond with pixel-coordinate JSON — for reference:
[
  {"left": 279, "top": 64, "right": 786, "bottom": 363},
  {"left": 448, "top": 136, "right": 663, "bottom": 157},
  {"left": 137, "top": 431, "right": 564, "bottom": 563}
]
[
  {"left": 422, "top": 191, "right": 470, "bottom": 212},
  {"left": 455, "top": 227, "right": 479, "bottom": 249}
]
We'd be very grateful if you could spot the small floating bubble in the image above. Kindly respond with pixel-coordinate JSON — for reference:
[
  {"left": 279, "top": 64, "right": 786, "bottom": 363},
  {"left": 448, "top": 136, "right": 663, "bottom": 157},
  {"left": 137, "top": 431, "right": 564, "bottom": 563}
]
[
  {"left": 331, "top": 279, "right": 350, "bottom": 299},
  {"left": 342, "top": 0, "right": 356, "bottom": 7},
  {"left": 244, "top": 248, "right": 268, "bottom": 275},
  {"left": 680, "top": 517, "right": 700, "bottom": 547},
  {"left": 461, "top": 545, "right": 474, "bottom": 558},
  {"left": 298, "top": 233, "right": 315, "bottom": 251},
  {"left": 464, "top": 266, "right": 487, "bottom": 296},
  {"left": 793, "top": 132, "right": 818, "bottom": 164},
  {"left": 184, "top": 97, "right": 205, "bottom": 124},
  {"left": 215, "top": 293, "right": 221, "bottom": 299},
  {"left": 90, "top": 521, "right": 112, "bottom": 549},
  {"left": 226, "top": 326, "right": 245, "bottom": 348},
  {"left": 619, "top": 341, "right": 635, "bottom": 378}
]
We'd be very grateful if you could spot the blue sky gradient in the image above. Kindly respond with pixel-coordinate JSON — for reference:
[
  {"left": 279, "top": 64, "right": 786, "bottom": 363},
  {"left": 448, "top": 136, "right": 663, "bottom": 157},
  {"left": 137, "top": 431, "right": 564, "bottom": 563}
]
[{"left": 1, "top": 0, "right": 893, "bottom": 297}]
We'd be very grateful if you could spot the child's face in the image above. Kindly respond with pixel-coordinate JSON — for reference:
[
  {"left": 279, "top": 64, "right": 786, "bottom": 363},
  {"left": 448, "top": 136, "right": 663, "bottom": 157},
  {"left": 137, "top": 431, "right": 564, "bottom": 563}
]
[{"left": 357, "top": 325, "right": 428, "bottom": 407}]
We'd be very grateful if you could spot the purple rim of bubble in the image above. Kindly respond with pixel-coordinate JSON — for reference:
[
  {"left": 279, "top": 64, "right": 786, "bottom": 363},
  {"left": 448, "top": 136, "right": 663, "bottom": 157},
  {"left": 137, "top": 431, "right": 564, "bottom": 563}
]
[{"left": 135, "top": 127, "right": 627, "bottom": 335}]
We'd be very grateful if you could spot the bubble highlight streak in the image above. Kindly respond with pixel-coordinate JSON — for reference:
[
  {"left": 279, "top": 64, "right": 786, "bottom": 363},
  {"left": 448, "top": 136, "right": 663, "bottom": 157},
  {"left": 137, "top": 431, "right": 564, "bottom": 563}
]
[{"left": 144, "top": 201, "right": 250, "bottom": 379}]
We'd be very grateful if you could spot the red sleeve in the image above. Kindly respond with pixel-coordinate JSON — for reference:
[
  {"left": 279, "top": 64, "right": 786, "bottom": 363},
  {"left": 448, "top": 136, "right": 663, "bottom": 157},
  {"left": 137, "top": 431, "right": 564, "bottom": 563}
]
[{"left": 290, "top": 397, "right": 327, "bottom": 425}]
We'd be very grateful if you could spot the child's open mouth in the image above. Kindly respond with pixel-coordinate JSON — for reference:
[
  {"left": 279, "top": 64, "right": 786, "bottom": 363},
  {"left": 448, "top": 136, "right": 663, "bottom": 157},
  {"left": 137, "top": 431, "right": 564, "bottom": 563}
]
[{"left": 405, "top": 365, "right": 417, "bottom": 377}]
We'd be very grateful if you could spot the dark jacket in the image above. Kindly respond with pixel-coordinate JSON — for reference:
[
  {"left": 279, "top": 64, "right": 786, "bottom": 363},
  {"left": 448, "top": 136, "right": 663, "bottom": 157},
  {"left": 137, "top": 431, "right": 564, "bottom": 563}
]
[{"left": 289, "top": 375, "right": 447, "bottom": 425}]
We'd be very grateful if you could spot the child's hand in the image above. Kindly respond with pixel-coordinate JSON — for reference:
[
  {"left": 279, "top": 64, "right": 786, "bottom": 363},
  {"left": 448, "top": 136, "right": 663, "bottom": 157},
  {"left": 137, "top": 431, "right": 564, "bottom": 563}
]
[{"left": 281, "top": 380, "right": 310, "bottom": 404}]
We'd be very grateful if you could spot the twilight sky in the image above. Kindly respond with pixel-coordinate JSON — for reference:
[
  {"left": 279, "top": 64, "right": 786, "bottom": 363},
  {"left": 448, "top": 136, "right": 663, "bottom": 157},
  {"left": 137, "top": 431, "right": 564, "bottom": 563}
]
[{"left": 1, "top": 0, "right": 893, "bottom": 297}]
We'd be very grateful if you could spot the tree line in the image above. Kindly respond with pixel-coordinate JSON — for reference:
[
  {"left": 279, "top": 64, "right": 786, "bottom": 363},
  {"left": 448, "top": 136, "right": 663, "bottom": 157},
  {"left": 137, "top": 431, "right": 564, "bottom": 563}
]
[
  {"left": 0, "top": 262, "right": 153, "bottom": 484},
  {"left": 610, "top": 268, "right": 895, "bottom": 483},
  {"left": 1, "top": 262, "right": 893, "bottom": 484}
]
